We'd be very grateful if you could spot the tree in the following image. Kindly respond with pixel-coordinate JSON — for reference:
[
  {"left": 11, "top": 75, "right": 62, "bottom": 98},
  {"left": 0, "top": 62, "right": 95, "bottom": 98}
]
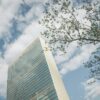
[
  {"left": 85, "top": 47, "right": 100, "bottom": 80},
  {"left": 40, "top": 0, "right": 100, "bottom": 80}
]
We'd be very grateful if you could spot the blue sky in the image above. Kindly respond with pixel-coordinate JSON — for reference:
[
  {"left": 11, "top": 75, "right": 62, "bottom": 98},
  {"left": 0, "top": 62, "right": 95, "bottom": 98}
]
[{"left": 0, "top": 0, "right": 100, "bottom": 100}]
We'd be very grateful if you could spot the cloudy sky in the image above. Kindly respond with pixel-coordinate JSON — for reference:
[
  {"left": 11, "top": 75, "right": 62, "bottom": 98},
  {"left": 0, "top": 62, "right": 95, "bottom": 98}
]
[{"left": 0, "top": 0, "right": 100, "bottom": 100}]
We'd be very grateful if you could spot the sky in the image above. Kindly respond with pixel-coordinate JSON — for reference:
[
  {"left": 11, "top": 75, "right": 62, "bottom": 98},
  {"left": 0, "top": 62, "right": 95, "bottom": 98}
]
[{"left": 0, "top": 0, "right": 100, "bottom": 100}]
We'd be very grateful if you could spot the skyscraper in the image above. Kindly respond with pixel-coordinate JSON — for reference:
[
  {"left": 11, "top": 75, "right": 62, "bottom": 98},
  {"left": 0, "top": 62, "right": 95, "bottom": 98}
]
[{"left": 7, "top": 37, "right": 69, "bottom": 100}]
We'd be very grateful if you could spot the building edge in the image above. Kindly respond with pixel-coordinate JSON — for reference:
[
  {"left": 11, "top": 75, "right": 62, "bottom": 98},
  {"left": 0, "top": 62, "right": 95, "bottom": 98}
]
[{"left": 39, "top": 37, "right": 70, "bottom": 100}]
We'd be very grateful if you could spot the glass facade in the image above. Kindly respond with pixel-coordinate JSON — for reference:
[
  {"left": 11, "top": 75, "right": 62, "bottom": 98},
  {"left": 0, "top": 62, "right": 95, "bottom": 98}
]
[{"left": 7, "top": 39, "right": 58, "bottom": 100}]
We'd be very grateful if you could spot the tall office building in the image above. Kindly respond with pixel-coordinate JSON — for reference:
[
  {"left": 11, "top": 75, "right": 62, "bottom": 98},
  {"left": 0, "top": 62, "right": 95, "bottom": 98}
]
[{"left": 7, "top": 37, "right": 69, "bottom": 100}]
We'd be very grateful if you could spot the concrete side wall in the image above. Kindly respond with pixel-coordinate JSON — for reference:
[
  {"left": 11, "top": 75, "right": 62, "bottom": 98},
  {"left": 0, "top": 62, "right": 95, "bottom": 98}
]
[{"left": 40, "top": 37, "right": 70, "bottom": 100}]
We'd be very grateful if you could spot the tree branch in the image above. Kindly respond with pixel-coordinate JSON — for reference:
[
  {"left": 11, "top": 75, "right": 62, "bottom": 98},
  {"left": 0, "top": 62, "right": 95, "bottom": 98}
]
[{"left": 65, "top": 38, "right": 100, "bottom": 43}]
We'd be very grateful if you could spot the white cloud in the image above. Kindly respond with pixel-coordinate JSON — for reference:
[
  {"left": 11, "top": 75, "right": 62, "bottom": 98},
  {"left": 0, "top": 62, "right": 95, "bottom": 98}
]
[
  {"left": 0, "top": 0, "right": 46, "bottom": 64},
  {"left": 83, "top": 78, "right": 100, "bottom": 100},
  {"left": 0, "top": 0, "right": 47, "bottom": 38},
  {"left": 0, "top": 0, "right": 22, "bottom": 38},
  {"left": 55, "top": 42, "right": 78, "bottom": 64},
  {"left": 4, "top": 22, "right": 43, "bottom": 65},
  {"left": 58, "top": 44, "right": 97, "bottom": 75},
  {"left": 0, "top": 58, "right": 8, "bottom": 97},
  {"left": 24, "top": 0, "right": 48, "bottom": 4},
  {"left": 0, "top": 0, "right": 22, "bottom": 98},
  {"left": 17, "top": 0, "right": 47, "bottom": 22}
]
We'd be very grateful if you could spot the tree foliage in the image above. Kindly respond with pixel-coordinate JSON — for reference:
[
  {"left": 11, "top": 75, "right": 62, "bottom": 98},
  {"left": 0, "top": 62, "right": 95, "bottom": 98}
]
[
  {"left": 85, "top": 47, "right": 100, "bottom": 80},
  {"left": 40, "top": 0, "right": 100, "bottom": 50},
  {"left": 40, "top": 0, "right": 100, "bottom": 80}
]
